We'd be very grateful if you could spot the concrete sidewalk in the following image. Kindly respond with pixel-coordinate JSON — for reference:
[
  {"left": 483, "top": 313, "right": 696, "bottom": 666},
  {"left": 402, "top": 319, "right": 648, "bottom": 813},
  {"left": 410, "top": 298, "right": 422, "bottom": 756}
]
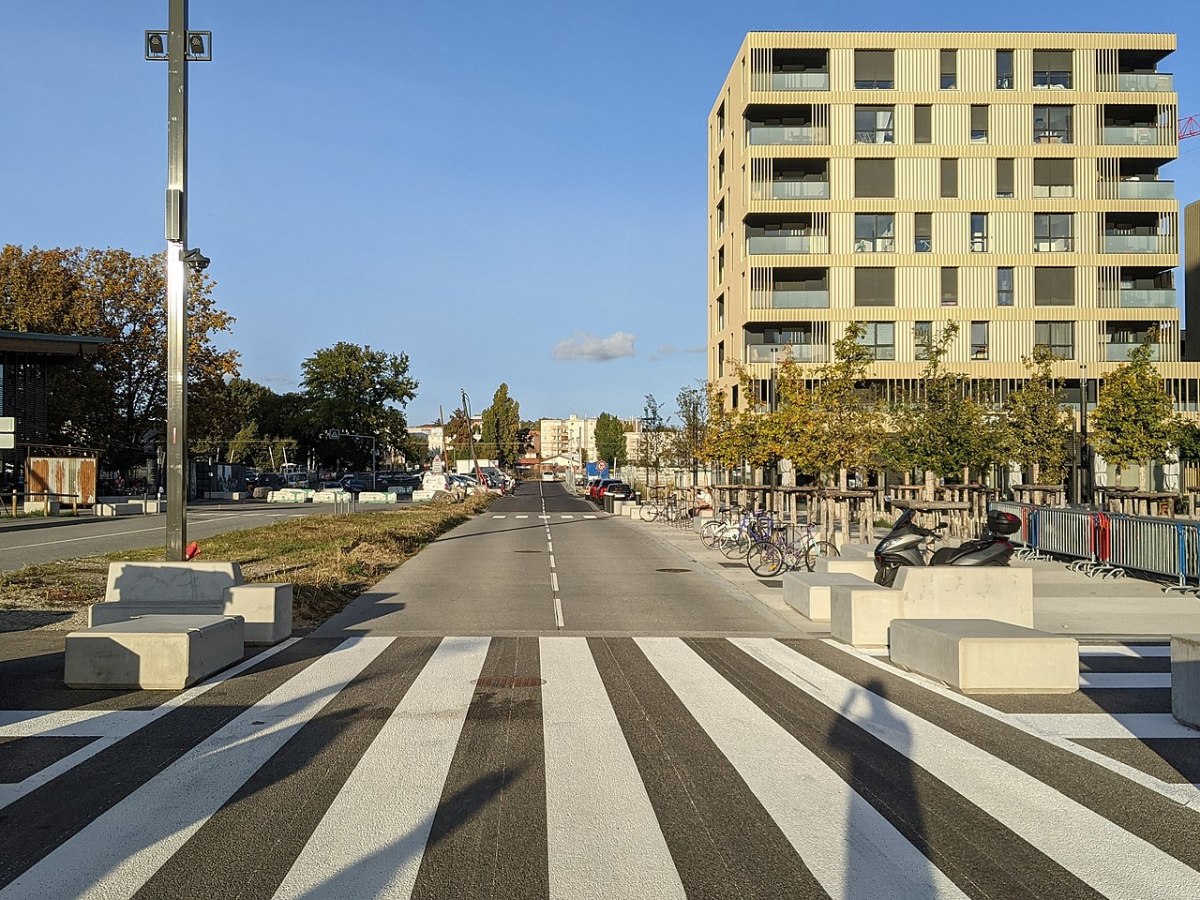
[{"left": 625, "top": 517, "right": 1200, "bottom": 640}]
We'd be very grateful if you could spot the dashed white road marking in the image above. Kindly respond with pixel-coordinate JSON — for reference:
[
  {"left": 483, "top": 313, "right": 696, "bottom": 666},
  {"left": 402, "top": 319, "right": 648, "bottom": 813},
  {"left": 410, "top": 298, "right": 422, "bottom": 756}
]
[
  {"left": 1010, "top": 713, "right": 1199, "bottom": 740},
  {"left": 1080, "top": 645, "right": 1171, "bottom": 658},
  {"left": 1080, "top": 672, "right": 1171, "bottom": 690},
  {"left": 515, "top": 514, "right": 529, "bottom": 519},
  {"left": 492, "top": 515, "right": 506, "bottom": 519}
]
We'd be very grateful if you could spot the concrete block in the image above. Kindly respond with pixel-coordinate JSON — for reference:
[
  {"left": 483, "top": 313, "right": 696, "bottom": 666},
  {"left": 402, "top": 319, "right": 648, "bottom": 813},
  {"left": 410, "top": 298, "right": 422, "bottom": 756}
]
[
  {"left": 267, "top": 489, "right": 313, "bottom": 503},
  {"left": 312, "top": 490, "right": 347, "bottom": 503},
  {"left": 106, "top": 561, "right": 241, "bottom": 604},
  {"left": 358, "top": 491, "right": 398, "bottom": 503},
  {"left": 1172, "top": 634, "right": 1200, "bottom": 730},
  {"left": 890, "top": 619, "right": 1078, "bottom": 694},
  {"left": 224, "top": 583, "right": 293, "bottom": 644},
  {"left": 830, "top": 584, "right": 904, "bottom": 648},
  {"left": 65, "top": 615, "right": 244, "bottom": 690},
  {"left": 95, "top": 502, "right": 142, "bottom": 517},
  {"left": 24, "top": 500, "right": 60, "bottom": 515},
  {"left": 814, "top": 558, "right": 879, "bottom": 581},
  {"left": 782, "top": 571, "right": 877, "bottom": 622},
  {"left": 894, "top": 567, "right": 1033, "bottom": 627}
]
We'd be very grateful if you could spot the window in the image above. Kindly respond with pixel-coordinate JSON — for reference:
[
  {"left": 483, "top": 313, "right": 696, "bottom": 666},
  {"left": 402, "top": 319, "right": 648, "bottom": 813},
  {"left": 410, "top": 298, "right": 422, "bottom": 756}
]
[
  {"left": 855, "top": 158, "right": 895, "bottom": 198},
  {"left": 717, "top": 151, "right": 725, "bottom": 190},
  {"left": 996, "top": 158, "right": 1015, "bottom": 198},
  {"left": 1034, "top": 267, "right": 1075, "bottom": 305},
  {"left": 855, "top": 214, "right": 895, "bottom": 252},
  {"left": 716, "top": 103, "right": 726, "bottom": 144},
  {"left": 914, "top": 104, "right": 932, "bottom": 143},
  {"left": 941, "top": 267, "right": 958, "bottom": 306},
  {"left": 717, "top": 340, "right": 725, "bottom": 378},
  {"left": 997, "top": 267, "right": 1014, "bottom": 306},
  {"left": 996, "top": 50, "right": 1014, "bottom": 89},
  {"left": 914, "top": 321, "right": 933, "bottom": 360},
  {"left": 716, "top": 295, "right": 724, "bottom": 331},
  {"left": 854, "top": 268, "right": 895, "bottom": 306},
  {"left": 1033, "top": 158, "right": 1073, "bottom": 197},
  {"left": 857, "top": 321, "right": 895, "bottom": 360},
  {"left": 914, "top": 212, "right": 932, "bottom": 252},
  {"left": 1033, "top": 105, "right": 1072, "bottom": 143},
  {"left": 970, "top": 105, "right": 988, "bottom": 142},
  {"left": 940, "top": 49, "right": 957, "bottom": 89},
  {"left": 971, "top": 213, "right": 988, "bottom": 252},
  {"left": 731, "top": 384, "right": 738, "bottom": 409},
  {"left": 971, "top": 321, "right": 990, "bottom": 359},
  {"left": 1035, "top": 321, "right": 1074, "bottom": 358},
  {"left": 940, "top": 158, "right": 958, "bottom": 198},
  {"left": 855, "top": 105, "right": 895, "bottom": 143},
  {"left": 715, "top": 200, "right": 725, "bottom": 238},
  {"left": 1032, "top": 50, "right": 1072, "bottom": 89},
  {"left": 716, "top": 247, "right": 725, "bottom": 284},
  {"left": 855, "top": 50, "right": 894, "bottom": 89},
  {"left": 1034, "top": 214, "right": 1073, "bottom": 252}
]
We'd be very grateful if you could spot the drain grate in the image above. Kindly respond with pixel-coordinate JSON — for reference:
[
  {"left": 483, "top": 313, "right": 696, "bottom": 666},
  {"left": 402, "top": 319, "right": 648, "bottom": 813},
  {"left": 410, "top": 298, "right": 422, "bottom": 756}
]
[
  {"left": 656, "top": 568, "right": 691, "bottom": 573},
  {"left": 474, "top": 675, "right": 545, "bottom": 689},
  {"left": 513, "top": 549, "right": 542, "bottom": 553}
]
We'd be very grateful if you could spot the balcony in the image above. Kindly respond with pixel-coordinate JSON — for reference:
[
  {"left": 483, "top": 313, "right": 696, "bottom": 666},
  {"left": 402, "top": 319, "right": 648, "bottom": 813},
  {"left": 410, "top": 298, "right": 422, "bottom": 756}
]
[
  {"left": 1034, "top": 238, "right": 1073, "bottom": 253},
  {"left": 854, "top": 237, "right": 895, "bottom": 253},
  {"left": 746, "top": 344, "right": 829, "bottom": 364},
  {"left": 1117, "top": 73, "right": 1173, "bottom": 92},
  {"left": 1102, "top": 126, "right": 1172, "bottom": 145},
  {"left": 770, "top": 72, "right": 830, "bottom": 91},
  {"left": 770, "top": 289, "right": 829, "bottom": 308},
  {"left": 769, "top": 180, "right": 830, "bottom": 200},
  {"left": 1104, "top": 234, "right": 1166, "bottom": 253},
  {"left": 1119, "top": 288, "right": 1176, "bottom": 307},
  {"left": 1116, "top": 180, "right": 1175, "bottom": 200},
  {"left": 1106, "top": 342, "right": 1161, "bottom": 362},
  {"left": 747, "top": 235, "right": 828, "bottom": 254},
  {"left": 748, "top": 126, "right": 828, "bottom": 146}
]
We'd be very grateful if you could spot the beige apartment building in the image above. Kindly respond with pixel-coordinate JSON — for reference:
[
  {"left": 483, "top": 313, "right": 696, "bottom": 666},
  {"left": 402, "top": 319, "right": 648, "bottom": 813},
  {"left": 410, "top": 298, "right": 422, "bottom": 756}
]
[{"left": 708, "top": 32, "right": 1195, "bottom": 414}]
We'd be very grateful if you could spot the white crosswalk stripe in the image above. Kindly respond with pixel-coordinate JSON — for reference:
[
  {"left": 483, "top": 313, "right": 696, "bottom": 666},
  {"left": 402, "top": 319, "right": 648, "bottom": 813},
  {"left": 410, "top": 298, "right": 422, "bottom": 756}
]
[{"left": 3, "top": 636, "right": 1196, "bottom": 900}]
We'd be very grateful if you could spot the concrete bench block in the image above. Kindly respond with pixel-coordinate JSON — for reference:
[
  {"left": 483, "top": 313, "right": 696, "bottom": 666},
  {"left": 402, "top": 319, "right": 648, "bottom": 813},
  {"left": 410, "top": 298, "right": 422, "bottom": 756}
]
[
  {"left": 1172, "top": 634, "right": 1200, "bottom": 730},
  {"left": 95, "top": 502, "right": 143, "bottom": 517},
  {"left": 894, "top": 567, "right": 1033, "bottom": 627},
  {"left": 782, "top": 571, "right": 877, "bottom": 622},
  {"left": 224, "top": 583, "right": 293, "bottom": 644},
  {"left": 106, "top": 561, "right": 241, "bottom": 604},
  {"left": 830, "top": 584, "right": 904, "bottom": 648},
  {"left": 814, "top": 558, "right": 879, "bottom": 581},
  {"left": 891, "top": 619, "right": 1079, "bottom": 694},
  {"left": 65, "top": 615, "right": 244, "bottom": 690}
]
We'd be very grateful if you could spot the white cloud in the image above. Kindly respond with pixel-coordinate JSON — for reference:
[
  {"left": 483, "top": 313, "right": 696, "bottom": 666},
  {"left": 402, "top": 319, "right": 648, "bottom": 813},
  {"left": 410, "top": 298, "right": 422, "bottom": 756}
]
[{"left": 553, "top": 331, "right": 636, "bottom": 362}]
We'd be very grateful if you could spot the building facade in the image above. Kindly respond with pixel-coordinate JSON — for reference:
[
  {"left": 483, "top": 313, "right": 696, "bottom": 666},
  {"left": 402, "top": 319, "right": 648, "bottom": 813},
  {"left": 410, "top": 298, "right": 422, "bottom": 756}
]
[{"left": 709, "top": 32, "right": 1191, "bottom": 412}]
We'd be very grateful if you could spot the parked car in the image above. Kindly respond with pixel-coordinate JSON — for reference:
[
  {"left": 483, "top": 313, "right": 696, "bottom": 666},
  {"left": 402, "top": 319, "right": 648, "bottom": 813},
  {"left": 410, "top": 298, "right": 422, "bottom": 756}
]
[
  {"left": 600, "top": 482, "right": 634, "bottom": 501},
  {"left": 589, "top": 479, "right": 620, "bottom": 501},
  {"left": 541, "top": 471, "right": 556, "bottom": 482},
  {"left": 340, "top": 475, "right": 371, "bottom": 494}
]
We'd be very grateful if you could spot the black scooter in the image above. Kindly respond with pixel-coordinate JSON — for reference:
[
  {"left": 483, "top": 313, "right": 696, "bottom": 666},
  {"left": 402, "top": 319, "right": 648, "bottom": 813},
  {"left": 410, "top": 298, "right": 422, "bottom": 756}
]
[{"left": 873, "top": 507, "right": 1020, "bottom": 587}]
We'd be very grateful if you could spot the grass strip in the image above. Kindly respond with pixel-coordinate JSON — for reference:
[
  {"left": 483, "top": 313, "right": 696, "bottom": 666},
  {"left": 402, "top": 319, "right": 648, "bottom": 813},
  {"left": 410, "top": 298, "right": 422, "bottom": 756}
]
[{"left": 0, "top": 494, "right": 495, "bottom": 632}]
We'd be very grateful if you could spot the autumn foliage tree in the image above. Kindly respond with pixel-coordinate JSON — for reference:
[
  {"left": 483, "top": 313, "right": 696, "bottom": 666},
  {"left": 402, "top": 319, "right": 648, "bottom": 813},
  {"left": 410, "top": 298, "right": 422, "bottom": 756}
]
[{"left": 1003, "top": 345, "right": 1071, "bottom": 484}]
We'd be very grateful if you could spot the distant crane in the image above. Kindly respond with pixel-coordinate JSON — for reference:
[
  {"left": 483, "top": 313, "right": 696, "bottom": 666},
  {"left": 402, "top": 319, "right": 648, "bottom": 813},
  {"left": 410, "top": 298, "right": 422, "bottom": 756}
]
[{"left": 1182, "top": 115, "right": 1199, "bottom": 141}]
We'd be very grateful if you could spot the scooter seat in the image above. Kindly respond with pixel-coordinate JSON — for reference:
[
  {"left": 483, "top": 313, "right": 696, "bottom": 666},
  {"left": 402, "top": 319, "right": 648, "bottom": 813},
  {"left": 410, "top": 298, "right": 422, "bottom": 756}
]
[{"left": 929, "top": 539, "right": 989, "bottom": 566}]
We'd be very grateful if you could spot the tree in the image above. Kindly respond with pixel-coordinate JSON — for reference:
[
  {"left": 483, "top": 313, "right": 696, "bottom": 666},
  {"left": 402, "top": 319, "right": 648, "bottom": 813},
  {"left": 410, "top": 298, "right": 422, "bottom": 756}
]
[
  {"left": 672, "top": 383, "right": 708, "bottom": 483},
  {"left": 444, "top": 406, "right": 474, "bottom": 463},
  {"left": 479, "top": 383, "right": 522, "bottom": 468},
  {"left": 636, "top": 394, "right": 672, "bottom": 487},
  {"left": 1, "top": 245, "right": 239, "bottom": 472},
  {"left": 1004, "top": 346, "right": 1071, "bottom": 484},
  {"left": 594, "top": 412, "right": 627, "bottom": 468},
  {"left": 1089, "top": 338, "right": 1177, "bottom": 489},
  {"left": 301, "top": 342, "right": 417, "bottom": 469}
]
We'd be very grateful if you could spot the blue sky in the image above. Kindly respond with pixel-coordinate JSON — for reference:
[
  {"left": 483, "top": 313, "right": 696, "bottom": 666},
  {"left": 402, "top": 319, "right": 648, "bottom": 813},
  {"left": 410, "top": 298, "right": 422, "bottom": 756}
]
[{"left": 2, "top": 2, "right": 1197, "bottom": 427}]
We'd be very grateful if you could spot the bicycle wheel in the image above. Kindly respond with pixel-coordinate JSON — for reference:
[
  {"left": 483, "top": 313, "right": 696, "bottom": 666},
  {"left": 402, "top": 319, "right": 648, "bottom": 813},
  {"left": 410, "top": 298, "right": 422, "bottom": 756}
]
[
  {"left": 699, "top": 520, "right": 724, "bottom": 549},
  {"left": 720, "top": 532, "right": 750, "bottom": 559},
  {"left": 804, "top": 540, "right": 840, "bottom": 571},
  {"left": 747, "top": 540, "right": 784, "bottom": 577},
  {"left": 642, "top": 502, "right": 659, "bottom": 523}
]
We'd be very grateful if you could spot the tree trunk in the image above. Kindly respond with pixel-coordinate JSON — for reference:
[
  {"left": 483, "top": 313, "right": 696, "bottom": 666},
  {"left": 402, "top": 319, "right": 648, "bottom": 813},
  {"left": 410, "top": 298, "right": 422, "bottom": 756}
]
[
  {"left": 924, "top": 470, "right": 936, "bottom": 501},
  {"left": 1031, "top": 462, "right": 1040, "bottom": 485},
  {"left": 1139, "top": 463, "right": 1148, "bottom": 492},
  {"left": 839, "top": 466, "right": 848, "bottom": 491}
]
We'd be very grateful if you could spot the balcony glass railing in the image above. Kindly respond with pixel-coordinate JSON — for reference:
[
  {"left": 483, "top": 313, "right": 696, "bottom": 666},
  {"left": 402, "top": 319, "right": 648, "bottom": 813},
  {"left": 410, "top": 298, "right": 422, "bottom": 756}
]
[
  {"left": 747, "top": 344, "right": 830, "bottom": 364},
  {"left": 770, "top": 72, "right": 830, "bottom": 90},
  {"left": 1117, "top": 73, "right": 1173, "bottom": 91},
  {"left": 1103, "top": 126, "right": 1169, "bottom": 145},
  {"left": 853, "top": 237, "right": 895, "bottom": 253},
  {"left": 1116, "top": 180, "right": 1174, "bottom": 199},
  {"left": 854, "top": 129, "right": 894, "bottom": 144},
  {"left": 748, "top": 126, "right": 828, "bottom": 145},
  {"left": 1034, "top": 238, "right": 1074, "bottom": 252},
  {"left": 1106, "top": 342, "right": 1161, "bottom": 362},
  {"left": 1104, "top": 234, "right": 1163, "bottom": 253},
  {"left": 771, "top": 289, "right": 830, "bottom": 308},
  {"left": 1119, "top": 288, "right": 1175, "bottom": 307},
  {"left": 770, "top": 180, "right": 830, "bottom": 200},
  {"left": 747, "top": 235, "right": 828, "bottom": 254}
]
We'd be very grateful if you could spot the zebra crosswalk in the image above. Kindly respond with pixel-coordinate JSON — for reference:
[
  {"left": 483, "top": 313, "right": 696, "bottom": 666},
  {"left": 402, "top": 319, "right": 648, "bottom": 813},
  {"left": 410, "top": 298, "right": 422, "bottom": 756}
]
[{"left": 0, "top": 635, "right": 1196, "bottom": 899}]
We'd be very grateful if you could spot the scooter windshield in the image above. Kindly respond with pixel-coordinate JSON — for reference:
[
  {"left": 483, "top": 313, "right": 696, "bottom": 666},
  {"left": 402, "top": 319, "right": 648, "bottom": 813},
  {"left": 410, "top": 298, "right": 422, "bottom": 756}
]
[{"left": 892, "top": 508, "right": 916, "bottom": 529}]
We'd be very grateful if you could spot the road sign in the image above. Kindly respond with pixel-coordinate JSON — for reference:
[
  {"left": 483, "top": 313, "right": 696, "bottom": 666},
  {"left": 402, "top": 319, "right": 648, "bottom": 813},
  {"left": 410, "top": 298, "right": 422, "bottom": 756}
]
[
  {"left": 0, "top": 416, "right": 13, "bottom": 450},
  {"left": 597, "top": 460, "right": 608, "bottom": 475}
]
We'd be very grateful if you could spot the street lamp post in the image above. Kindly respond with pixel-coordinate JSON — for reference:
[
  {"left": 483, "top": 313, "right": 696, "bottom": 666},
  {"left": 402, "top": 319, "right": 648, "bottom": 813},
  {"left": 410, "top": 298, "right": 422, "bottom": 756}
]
[
  {"left": 1080, "top": 363, "right": 1091, "bottom": 506},
  {"left": 146, "top": 1, "right": 211, "bottom": 560}
]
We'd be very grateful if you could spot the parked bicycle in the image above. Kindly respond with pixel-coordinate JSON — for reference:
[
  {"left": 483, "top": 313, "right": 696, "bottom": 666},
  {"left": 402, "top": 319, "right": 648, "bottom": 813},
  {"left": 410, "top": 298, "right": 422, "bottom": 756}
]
[{"left": 745, "top": 523, "right": 839, "bottom": 576}]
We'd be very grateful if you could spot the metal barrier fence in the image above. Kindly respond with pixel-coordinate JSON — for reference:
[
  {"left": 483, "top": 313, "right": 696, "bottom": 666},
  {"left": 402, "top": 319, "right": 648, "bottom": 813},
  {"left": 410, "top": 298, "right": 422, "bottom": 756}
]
[{"left": 987, "top": 501, "right": 1200, "bottom": 593}]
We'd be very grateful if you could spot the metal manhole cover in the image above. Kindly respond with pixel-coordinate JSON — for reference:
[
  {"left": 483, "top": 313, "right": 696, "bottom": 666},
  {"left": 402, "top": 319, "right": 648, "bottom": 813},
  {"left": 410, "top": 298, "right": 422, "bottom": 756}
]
[
  {"left": 656, "top": 568, "right": 691, "bottom": 573},
  {"left": 474, "top": 675, "right": 545, "bottom": 688}
]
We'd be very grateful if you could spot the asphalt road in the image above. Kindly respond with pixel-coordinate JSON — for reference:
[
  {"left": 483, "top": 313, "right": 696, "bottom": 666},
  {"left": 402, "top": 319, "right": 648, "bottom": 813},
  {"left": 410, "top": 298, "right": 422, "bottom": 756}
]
[
  {"left": 1, "top": 481, "right": 1197, "bottom": 898},
  {"left": 0, "top": 502, "right": 391, "bottom": 571}
]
